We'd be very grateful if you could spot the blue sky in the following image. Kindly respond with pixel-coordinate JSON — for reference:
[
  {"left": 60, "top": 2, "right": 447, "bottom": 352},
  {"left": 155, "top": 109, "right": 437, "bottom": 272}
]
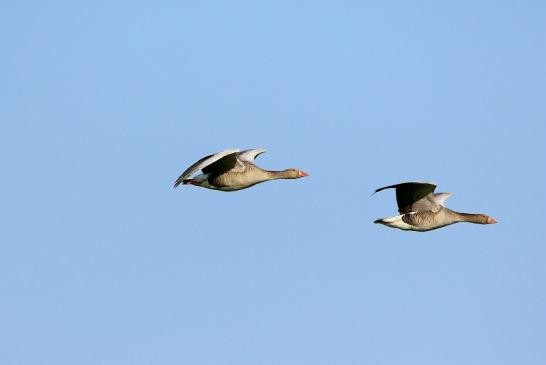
[{"left": 1, "top": 1, "right": 545, "bottom": 364}]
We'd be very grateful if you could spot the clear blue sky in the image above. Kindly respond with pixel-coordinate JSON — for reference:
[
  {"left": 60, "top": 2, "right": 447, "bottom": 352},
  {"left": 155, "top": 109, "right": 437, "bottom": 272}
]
[{"left": 2, "top": 1, "right": 545, "bottom": 364}]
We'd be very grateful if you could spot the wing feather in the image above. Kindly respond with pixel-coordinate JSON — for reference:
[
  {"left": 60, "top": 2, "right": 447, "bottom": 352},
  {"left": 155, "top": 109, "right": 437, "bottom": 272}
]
[
  {"left": 374, "top": 182, "right": 438, "bottom": 214},
  {"left": 237, "top": 149, "right": 267, "bottom": 164},
  {"left": 174, "top": 149, "right": 239, "bottom": 187}
]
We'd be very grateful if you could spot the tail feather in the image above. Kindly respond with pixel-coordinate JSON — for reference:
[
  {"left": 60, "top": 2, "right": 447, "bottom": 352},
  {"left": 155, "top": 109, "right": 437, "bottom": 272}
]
[
  {"left": 174, "top": 173, "right": 209, "bottom": 189},
  {"left": 174, "top": 177, "right": 195, "bottom": 188},
  {"left": 173, "top": 177, "right": 186, "bottom": 188}
]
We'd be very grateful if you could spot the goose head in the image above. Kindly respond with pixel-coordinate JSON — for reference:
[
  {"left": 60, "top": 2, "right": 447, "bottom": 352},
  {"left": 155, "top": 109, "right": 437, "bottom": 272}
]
[
  {"left": 467, "top": 214, "right": 498, "bottom": 224},
  {"left": 282, "top": 168, "right": 309, "bottom": 179}
]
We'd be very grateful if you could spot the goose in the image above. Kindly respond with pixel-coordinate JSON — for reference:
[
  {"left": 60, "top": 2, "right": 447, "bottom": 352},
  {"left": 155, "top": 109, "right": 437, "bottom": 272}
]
[
  {"left": 373, "top": 182, "right": 497, "bottom": 231},
  {"left": 174, "top": 148, "right": 308, "bottom": 191}
]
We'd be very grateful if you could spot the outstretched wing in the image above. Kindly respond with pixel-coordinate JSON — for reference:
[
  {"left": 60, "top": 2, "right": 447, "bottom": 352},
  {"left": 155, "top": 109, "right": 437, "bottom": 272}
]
[
  {"left": 374, "top": 182, "right": 438, "bottom": 214},
  {"left": 202, "top": 151, "right": 240, "bottom": 175},
  {"left": 237, "top": 149, "right": 267, "bottom": 164},
  {"left": 174, "top": 149, "right": 239, "bottom": 187},
  {"left": 432, "top": 192, "right": 453, "bottom": 207}
]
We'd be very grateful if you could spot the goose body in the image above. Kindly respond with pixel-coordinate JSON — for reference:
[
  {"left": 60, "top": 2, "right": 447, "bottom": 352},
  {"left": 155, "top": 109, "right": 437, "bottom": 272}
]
[
  {"left": 174, "top": 148, "right": 308, "bottom": 191},
  {"left": 373, "top": 182, "right": 497, "bottom": 232}
]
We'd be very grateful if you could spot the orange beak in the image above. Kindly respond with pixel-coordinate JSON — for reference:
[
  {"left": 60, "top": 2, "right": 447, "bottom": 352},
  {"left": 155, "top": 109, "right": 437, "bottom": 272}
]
[
  {"left": 298, "top": 170, "right": 309, "bottom": 178},
  {"left": 487, "top": 216, "right": 498, "bottom": 224}
]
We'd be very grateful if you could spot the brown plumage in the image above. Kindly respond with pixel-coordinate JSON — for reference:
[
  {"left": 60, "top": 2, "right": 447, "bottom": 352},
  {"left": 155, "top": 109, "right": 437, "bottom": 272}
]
[
  {"left": 373, "top": 182, "right": 497, "bottom": 231},
  {"left": 174, "top": 148, "right": 308, "bottom": 191}
]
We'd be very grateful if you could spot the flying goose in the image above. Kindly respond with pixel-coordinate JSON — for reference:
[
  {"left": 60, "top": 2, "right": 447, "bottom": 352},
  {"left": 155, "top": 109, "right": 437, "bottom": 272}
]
[
  {"left": 373, "top": 182, "right": 497, "bottom": 231},
  {"left": 174, "top": 148, "right": 308, "bottom": 191}
]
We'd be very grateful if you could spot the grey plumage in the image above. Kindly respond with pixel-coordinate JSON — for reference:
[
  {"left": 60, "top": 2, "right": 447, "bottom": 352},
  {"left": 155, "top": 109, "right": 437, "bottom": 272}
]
[
  {"left": 374, "top": 181, "right": 497, "bottom": 231},
  {"left": 174, "top": 148, "right": 308, "bottom": 191}
]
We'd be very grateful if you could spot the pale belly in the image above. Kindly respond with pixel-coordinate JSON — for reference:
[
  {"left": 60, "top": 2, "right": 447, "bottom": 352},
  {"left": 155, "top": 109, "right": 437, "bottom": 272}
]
[
  {"left": 210, "top": 173, "right": 264, "bottom": 191},
  {"left": 378, "top": 213, "right": 454, "bottom": 232}
]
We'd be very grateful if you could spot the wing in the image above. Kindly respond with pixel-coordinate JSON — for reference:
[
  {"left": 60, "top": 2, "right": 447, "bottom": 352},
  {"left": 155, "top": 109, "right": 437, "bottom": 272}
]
[
  {"left": 237, "top": 149, "right": 267, "bottom": 164},
  {"left": 202, "top": 151, "right": 240, "bottom": 175},
  {"left": 174, "top": 149, "right": 239, "bottom": 187},
  {"left": 374, "top": 182, "right": 438, "bottom": 214},
  {"left": 407, "top": 194, "right": 442, "bottom": 214},
  {"left": 432, "top": 192, "right": 453, "bottom": 207}
]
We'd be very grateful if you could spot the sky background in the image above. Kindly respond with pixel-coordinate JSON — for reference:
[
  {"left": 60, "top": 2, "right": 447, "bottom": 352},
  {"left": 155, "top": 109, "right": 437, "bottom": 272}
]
[{"left": 1, "top": 1, "right": 545, "bottom": 364}]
